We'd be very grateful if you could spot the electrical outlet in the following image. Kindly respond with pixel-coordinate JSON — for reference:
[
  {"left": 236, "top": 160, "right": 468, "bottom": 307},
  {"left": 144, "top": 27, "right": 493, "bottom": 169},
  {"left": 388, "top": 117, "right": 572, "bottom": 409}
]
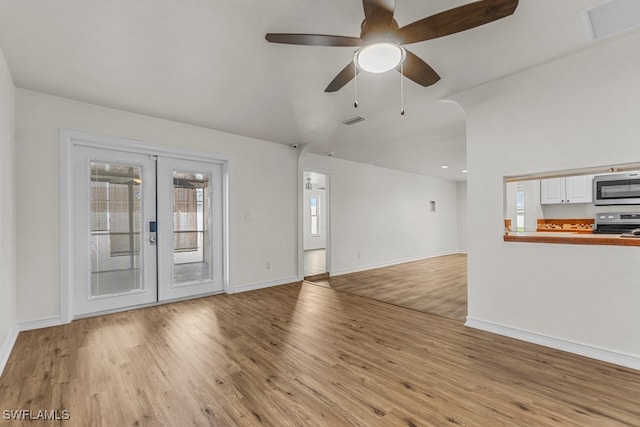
[
  {"left": 357, "top": 252, "right": 361, "bottom": 259},
  {"left": 266, "top": 262, "right": 271, "bottom": 270}
]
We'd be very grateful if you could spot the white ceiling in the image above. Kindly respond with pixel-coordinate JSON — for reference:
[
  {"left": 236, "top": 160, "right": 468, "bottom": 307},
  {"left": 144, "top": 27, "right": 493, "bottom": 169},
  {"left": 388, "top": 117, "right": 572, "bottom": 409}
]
[{"left": 0, "top": 0, "right": 609, "bottom": 180}]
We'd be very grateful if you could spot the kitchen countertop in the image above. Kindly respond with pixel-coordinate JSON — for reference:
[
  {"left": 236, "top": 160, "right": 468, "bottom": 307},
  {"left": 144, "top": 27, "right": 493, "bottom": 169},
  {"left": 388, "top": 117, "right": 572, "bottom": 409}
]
[{"left": 504, "top": 231, "right": 640, "bottom": 246}]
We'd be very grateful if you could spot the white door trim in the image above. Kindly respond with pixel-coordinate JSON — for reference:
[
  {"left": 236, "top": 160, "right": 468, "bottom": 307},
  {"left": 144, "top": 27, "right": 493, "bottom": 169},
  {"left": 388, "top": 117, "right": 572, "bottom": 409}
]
[
  {"left": 298, "top": 166, "right": 331, "bottom": 279},
  {"left": 59, "top": 129, "right": 230, "bottom": 323}
]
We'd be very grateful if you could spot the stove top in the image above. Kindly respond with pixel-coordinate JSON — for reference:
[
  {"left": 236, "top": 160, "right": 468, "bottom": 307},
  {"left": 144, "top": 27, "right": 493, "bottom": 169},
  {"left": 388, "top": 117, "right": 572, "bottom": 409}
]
[{"left": 594, "top": 212, "right": 640, "bottom": 234}]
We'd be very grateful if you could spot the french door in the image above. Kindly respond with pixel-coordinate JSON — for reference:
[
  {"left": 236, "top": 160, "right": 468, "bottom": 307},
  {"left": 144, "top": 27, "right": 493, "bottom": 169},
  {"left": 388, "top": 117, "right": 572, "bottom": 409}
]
[
  {"left": 157, "top": 157, "right": 223, "bottom": 301},
  {"left": 72, "top": 146, "right": 223, "bottom": 317}
]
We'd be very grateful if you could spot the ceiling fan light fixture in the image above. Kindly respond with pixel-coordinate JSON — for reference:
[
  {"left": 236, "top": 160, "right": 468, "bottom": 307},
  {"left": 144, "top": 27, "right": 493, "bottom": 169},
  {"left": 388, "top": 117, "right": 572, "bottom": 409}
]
[{"left": 355, "top": 42, "right": 405, "bottom": 73}]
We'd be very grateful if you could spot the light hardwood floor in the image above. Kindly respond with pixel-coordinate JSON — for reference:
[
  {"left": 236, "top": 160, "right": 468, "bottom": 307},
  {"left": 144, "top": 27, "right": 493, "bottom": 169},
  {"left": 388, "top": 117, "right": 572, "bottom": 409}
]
[
  {"left": 325, "top": 254, "right": 467, "bottom": 321},
  {"left": 1, "top": 282, "right": 639, "bottom": 426},
  {"left": 303, "top": 249, "right": 326, "bottom": 277}
]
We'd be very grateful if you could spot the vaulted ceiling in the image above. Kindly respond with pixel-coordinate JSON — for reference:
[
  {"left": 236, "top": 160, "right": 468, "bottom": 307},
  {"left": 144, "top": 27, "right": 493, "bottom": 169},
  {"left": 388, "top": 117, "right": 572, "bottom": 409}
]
[{"left": 0, "top": 0, "right": 607, "bottom": 180}]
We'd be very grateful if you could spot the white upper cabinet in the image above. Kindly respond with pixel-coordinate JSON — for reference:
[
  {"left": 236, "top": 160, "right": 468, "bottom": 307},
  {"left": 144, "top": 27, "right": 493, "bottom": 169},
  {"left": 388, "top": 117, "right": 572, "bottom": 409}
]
[
  {"left": 540, "top": 177, "right": 565, "bottom": 204},
  {"left": 565, "top": 175, "right": 594, "bottom": 203},
  {"left": 541, "top": 175, "right": 594, "bottom": 204}
]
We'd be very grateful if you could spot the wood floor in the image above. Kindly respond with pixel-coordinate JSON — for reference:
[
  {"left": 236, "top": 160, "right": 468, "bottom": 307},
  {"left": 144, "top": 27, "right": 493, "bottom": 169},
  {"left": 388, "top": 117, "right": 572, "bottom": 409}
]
[
  {"left": 325, "top": 254, "right": 467, "bottom": 321},
  {"left": 303, "top": 249, "right": 326, "bottom": 277},
  {"left": 1, "top": 282, "right": 639, "bottom": 426}
]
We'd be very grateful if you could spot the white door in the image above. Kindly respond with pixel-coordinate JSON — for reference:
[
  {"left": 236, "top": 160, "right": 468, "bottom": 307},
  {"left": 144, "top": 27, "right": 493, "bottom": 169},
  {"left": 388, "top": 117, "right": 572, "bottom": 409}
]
[
  {"left": 72, "top": 147, "right": 158, "bottom": 315},
  {"left": 157, "top": 157, "right": 224, "bottom": 300},
  {"left": 72, "top": 146, "right": 224, "bottom": 316}
]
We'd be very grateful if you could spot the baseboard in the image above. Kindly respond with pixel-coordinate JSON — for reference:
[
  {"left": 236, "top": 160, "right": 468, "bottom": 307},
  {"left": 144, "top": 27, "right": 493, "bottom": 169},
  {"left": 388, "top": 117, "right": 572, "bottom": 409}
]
[
  {"left": 0, "top": 326, "right": 19, "bottom": 377},
  {"left": 465, "top": 317, "right": 640, "bottom": 371},
  {"left": 18, "top": 316, "right": 63, "bottom": 332},
  {"left": 331, "top": 251, "right": 460, "bottom": 277},
  {"left": 231, "top": 276, "right": 300, "bottom": 294}
]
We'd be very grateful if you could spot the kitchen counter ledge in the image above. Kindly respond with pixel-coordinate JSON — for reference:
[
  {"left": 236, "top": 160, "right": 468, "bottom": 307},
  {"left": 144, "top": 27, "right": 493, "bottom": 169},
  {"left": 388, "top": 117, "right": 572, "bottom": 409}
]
[{"left": 504, "top": 232, "right": 640, "bottom": 247}]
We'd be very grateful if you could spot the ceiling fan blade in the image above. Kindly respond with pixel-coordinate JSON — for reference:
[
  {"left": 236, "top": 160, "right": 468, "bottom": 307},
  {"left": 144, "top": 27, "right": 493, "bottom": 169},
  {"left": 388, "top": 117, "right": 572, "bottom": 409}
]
[
  {"left": 325, "top": 62, "right": 359, "bottom": 93},
  {"left": 362, "top": 0, "right": 396, "bottom": 33},
  {"left": 265, "top": 33, "right": 362, "bottom": 47},
  {"left": 399, "top": 50, "right": 440, "bottom": 87},
  {"left": 397, "top": 0, "right": 518, "bottom": 45}
]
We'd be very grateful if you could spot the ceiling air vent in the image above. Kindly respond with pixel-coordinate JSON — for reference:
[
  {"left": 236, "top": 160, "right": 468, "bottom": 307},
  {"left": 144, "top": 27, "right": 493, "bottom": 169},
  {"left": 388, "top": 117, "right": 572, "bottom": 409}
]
[
  {"left": 342, "top": 115, "right": 366, "bottom": 126},
  {"left": 583, "top": 0, "right": 640, "bottom": 41}
]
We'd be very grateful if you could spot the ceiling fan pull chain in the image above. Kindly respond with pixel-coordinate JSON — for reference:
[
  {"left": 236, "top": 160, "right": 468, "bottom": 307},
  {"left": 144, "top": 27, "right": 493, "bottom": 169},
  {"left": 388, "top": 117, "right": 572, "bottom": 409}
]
[
  {"left": 400, "top": 61, "right": 405, "bottom": 116},
  {"left": 354, "top": 60, "right": 358, "bottom": 108}
]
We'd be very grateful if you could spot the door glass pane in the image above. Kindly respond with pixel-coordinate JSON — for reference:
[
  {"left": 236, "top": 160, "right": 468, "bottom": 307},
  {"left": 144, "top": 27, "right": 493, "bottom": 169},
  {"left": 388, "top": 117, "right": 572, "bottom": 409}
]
[
  {"left": 173, "top": 170, "right": 212, "bottom": 285},
  {"left": 90, "top": 162, "right": 144, "bottom": 297},
  {"left": 310, "top": 196, "right": 320, "bottom": 236},
  {"left": 516, "top": 189, "right": 525, "bottom": 232}
]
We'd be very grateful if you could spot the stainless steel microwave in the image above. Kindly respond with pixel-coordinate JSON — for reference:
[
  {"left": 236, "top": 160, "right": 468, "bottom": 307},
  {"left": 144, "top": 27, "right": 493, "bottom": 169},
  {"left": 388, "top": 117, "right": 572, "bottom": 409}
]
[{"left": 594, "top": 172, "right": 640, "bottom": 205}]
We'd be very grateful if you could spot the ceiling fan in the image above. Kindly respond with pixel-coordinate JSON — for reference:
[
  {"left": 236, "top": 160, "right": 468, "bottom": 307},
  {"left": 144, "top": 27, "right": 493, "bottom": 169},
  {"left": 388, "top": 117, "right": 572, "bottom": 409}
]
[{"left": 265, "top": 0, "right": 519, "bottom": 93}]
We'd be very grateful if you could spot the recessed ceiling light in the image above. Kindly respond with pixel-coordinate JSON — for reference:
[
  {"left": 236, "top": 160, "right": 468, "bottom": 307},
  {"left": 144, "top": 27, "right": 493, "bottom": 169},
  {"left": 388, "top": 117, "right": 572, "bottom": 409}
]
[
  {"left": 462, "top": 169, "right": 468, "bottom": 173},
  {"left": 441, "top": 165, "right": 449, "bottom": 169}
]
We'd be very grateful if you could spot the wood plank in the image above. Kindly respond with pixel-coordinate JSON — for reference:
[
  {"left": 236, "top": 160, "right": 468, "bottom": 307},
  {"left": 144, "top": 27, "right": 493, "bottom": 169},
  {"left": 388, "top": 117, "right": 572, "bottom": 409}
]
[
  {"left": 1, "top": 282, "right": 639, "bottom": 426},
  {"left": 325, "top": 254, "right": 467, "bottom": 321}
]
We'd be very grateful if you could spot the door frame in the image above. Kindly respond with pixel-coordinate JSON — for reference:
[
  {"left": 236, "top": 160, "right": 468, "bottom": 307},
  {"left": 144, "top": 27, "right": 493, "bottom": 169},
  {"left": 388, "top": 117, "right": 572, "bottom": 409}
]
[
  {"left": 59, "top": 129, "right": 230, "bottom": 323},
  {"left": 298, "top": 167, "right": 331, "bottom": 280}
]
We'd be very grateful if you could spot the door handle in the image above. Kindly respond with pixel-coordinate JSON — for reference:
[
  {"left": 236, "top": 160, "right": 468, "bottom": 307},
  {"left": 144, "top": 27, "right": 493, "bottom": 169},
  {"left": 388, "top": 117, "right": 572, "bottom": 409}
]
[{"left": 149, "top": 221, "right": 157, "bottom": 245}]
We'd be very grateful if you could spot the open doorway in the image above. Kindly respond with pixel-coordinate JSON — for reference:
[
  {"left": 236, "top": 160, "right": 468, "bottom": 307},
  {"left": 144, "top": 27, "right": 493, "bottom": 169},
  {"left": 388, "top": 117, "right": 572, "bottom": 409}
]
[{"left": 303, "top": 171, "right": 328, "bottom": 281}]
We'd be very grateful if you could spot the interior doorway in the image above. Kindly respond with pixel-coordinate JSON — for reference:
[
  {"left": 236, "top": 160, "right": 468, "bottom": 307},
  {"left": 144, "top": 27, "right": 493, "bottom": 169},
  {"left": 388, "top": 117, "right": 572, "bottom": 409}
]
[{"left": 303, "top": 171, "right": 329, "bottom": 281}]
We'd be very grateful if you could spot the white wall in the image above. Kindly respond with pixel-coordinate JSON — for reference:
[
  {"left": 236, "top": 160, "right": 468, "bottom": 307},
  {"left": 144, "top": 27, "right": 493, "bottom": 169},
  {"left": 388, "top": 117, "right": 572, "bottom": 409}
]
[
  {"left": 0, "top": 48, "right": 16, "bottom": 371},
  {"left": 303, "top": 153, "right": 460, "bottom": 275},
  {"left": 15, "top": 89, "right": 299, "bottom": 323},
  {"left": 457, "top": 181, "right": 467, "bottom": 252},
  {"left": 453, "top": 33, "right": 640, "bottom": 365}
]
